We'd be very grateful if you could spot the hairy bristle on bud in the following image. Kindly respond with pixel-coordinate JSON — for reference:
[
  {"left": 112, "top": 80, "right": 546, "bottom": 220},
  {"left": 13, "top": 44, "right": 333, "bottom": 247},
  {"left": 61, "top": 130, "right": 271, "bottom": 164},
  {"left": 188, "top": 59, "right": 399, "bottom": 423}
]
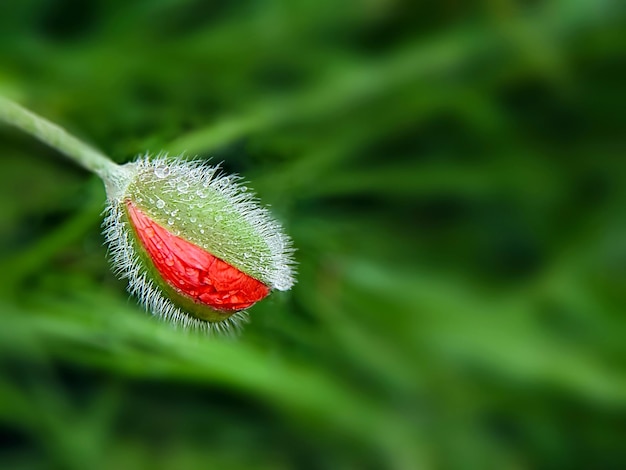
[{"left": 102, "top": 154, "right": 296, "bottom": 333}]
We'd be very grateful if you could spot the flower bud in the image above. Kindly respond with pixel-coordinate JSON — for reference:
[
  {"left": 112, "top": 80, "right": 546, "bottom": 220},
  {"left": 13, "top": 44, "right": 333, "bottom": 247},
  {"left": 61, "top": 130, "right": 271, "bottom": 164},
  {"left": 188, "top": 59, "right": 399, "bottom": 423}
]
[{"left": 102, "top": 155, "right": 296, "bottom": 332}]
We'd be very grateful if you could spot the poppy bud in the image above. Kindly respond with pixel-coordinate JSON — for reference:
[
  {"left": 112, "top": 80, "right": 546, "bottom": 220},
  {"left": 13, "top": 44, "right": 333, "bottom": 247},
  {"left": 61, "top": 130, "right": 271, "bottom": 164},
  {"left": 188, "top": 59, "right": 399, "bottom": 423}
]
[{"left": 102, "top": 155, "right": 296, "bottom": 332}]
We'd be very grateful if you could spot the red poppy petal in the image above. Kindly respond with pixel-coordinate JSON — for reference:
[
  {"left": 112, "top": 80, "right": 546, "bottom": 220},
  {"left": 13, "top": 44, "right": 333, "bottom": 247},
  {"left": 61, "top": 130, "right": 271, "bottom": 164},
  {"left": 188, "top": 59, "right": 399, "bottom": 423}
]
[{"left": 126, "top": 200, "right": 270, "bottom": 312}]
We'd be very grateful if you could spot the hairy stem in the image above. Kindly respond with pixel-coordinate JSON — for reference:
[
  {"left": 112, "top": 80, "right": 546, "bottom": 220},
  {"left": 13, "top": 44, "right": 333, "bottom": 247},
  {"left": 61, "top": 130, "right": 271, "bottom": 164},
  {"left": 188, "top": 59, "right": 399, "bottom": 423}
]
[{"left": 0, "top": 95, "right": 120, "bottom": 178}]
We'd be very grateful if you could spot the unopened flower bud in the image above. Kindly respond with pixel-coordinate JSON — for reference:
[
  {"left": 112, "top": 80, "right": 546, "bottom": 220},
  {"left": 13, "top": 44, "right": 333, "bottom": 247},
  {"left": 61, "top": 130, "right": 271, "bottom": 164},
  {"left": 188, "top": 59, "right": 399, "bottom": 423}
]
[{"left": 102, "top": 155, "right": 296, "bottom": 332}]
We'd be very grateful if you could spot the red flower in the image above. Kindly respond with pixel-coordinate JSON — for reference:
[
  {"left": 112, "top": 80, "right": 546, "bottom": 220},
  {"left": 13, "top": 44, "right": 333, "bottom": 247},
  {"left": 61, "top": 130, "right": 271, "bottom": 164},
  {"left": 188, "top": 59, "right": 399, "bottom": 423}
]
[{"left": 103, "top": 155, "right": 296, "bottom": 332}]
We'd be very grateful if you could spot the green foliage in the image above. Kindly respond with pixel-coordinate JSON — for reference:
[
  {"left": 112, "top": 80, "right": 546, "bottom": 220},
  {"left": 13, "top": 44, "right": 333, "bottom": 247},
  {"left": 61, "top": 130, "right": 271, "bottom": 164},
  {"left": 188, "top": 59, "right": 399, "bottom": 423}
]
[{"left": 1, "top": 0, "right": 625, "bottom": 468}]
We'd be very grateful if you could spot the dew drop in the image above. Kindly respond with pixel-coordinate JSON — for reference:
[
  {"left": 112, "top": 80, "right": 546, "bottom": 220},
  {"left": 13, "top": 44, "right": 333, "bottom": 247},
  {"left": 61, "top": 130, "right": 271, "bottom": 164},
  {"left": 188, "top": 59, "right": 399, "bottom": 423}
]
[
  {"left": 196, "top": 189, "right": 207, "bottom": 198},
  {"left": 156, "top": 199, "right": 165, "bottom": 209},
  {"left": 190, "top": 217, "right": 197, "bottom": 223},
  {"left": 177, "top": 181, "right": 190, "bottom": 193},
  {"left": 168, "top": 218, "right": 174, "bottom": 225},
  {"left": 165, "top": 258, "right": 174, "bottom": 267},
  {"left": 154, "top": 165, "right": 170, "bottom": 178},
  {"left": 200, "top": 229, "right": 205, "bottom": 234}
]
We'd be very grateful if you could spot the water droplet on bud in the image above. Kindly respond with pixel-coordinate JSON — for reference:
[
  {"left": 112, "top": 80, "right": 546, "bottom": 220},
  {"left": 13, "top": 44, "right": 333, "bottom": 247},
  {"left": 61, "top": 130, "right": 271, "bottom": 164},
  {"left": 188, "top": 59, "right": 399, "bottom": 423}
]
[{"left": 154, "top": 165, "right": 170, "bottom": 178}]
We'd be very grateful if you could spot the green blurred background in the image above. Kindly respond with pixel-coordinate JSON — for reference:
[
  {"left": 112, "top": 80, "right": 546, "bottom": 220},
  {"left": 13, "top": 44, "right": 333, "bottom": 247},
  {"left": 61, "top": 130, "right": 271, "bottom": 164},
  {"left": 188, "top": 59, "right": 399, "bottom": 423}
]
[{"left": 1, "top": 1, "right": 625, "bottom": 468}]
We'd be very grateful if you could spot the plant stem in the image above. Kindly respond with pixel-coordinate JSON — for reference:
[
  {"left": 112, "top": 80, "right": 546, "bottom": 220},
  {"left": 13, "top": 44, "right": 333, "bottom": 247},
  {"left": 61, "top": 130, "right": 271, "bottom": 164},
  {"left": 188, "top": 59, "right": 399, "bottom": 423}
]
[{"left": 0, "top": 95, "right": 120, "bottom": 178}]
